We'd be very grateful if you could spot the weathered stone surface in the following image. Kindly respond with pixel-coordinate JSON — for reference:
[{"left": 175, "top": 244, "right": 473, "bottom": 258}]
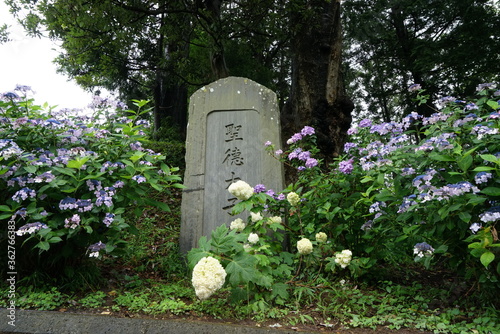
[{"left": 180, "top": 77, "right": 283, "bottom": 254}]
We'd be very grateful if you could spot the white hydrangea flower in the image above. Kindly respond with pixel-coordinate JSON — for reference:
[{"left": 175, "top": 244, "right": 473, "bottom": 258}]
[
  {"left": 297, "top": 238, "right": 313, "bottom": 255},
  {"left": 192, "top": 256, "right": 227, "bottom": 300},
  {"left": 228, "top": 180, "right": 254, "bottom": 200},
  {"left": 230, "top": 218, "right": 246, "bottom": 232},
  {"left": 335, "top": 249, "right": 352, "bottom": 268},
  {"left": 287, "top": 192, "right": 300, "bottom": 206},
  {"left": 250, "top": 211, "right": 263, "bottom": 222},
  {"left": 315, "top": 232, "right": 327, "bottom": 243},
  {"left": 248, "top": 233, "right": 259, "bottom": 244}
]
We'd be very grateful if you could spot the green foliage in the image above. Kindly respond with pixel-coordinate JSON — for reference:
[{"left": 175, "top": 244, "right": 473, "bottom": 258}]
[
  {"left": 12, "top": 287, "right": 68, "bottom": 311},
  {"left": 79, "top": 291, "right": 107, "bottom": 308}
]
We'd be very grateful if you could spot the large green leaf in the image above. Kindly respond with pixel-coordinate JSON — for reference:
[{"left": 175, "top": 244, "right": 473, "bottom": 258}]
[
  {"left": 481, "top": 187, "right": 500, "bottom": 196},
  {"left": 225, "top": 251, "right": 258, "bottom": 285},
  {"left": 480, "top": 251, "right": 495, "bottom": 268},
  {"left": 457, "top": 154, "right": 473, "bottom": 172}
]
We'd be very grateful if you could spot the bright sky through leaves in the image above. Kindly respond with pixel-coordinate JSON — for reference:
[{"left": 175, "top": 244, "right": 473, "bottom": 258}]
[{"left": 0, "top": 2, "right": 98, "bottom": 110}]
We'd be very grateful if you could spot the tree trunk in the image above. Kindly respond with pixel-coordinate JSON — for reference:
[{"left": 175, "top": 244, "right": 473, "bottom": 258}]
[
  {"left": 283, "top": 0, "right": 353, "bottom": 164},
  {"left": 196, "top": 0, "right": 229, "bottom": 79},
  {"left": 152, "top": 11, "right": 189, "bottom": 138},
  {"left": 153, "top": 74, "right": 188, "bottom": 138}
]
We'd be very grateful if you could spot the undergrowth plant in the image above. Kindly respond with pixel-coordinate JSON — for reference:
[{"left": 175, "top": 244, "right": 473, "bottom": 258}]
[{"left": 188, "top": 83, "right": 500, "bottom": 308}]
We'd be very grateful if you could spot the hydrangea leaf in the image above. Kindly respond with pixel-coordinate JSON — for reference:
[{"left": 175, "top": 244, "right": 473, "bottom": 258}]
[
  {"left": 480, "top": 187, "right": 500, "bottom": 196},
  {"left": 225, "top": 251, "right": 258, "bottom": 285},
  {"left": 480, "top": 251, "right": 495, "bottom": 268}
]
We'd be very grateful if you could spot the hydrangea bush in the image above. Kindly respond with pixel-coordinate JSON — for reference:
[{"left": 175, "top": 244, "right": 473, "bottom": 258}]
[
  {"left": 0, "top": 87, "right": 182, "bottom": 275},
  {"left": 188, "top": 83, "right": 500, "bottom": 306}
]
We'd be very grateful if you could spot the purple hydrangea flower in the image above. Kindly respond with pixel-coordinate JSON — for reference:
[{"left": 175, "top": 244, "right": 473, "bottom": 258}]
[
  {"left": 476, "top": 83, "right": 496, "bottom": 91},
  {"left": 338, "top": 159, "right": 354, "bottom": 174},
  {"left": 475, "top": 172, "right": 493, "bottom": 185},
  {"left": 88, "top": 241, "right": 106, "bottom": 257},
  {"left": 76, "top": 199, "right": 93, "bottom": 212},
  {"left": 344, "top": 142, "right": 357, "bottom": 153},
  {"left": 113, "top": 181, "right": 125, "bottom": 188},
  {"left": 103, "top": 213, "right": 115, "bottom": 227},
  {"left": 300, "top": 126, "right": 315, "bottom": 136},
  {"left": 64, "top": 214, "right": 81, "bottom": 229},
  {"left": 479, "top": 206, "right": 500, "bottom": 223},
  {"left": 95, "top": 190, "right": 113, "bottom": 207},
  {"left": 12, "top": 187, "right": 36, "bottom": 203},
  {"left": 16, "top": 222, "right": 48, "bottom": 236},
  {"left": 132, "top": 175, "right": 147, "bottom": 183},
  {"left": 130, "top": 141, "right": 143, "bottom": 151},
  {"left": 305, "top": 158, "right": 318, "bottom": 168},
  {"left": 254, "top": 184, "right": 266, "bottom": 193},
  {"left": 358, "top": 119, "right": 372, "bottom": 128},
  {"left": 413, "top": 242, "right": 434, "bottom": 257},
  {"left": 408, "top": 84, "right": 422, "bottom": 92},
  {"left": 287, "top": 133, "right": 303, "bottom": 144},
  {"left": 60, "top": 197, "right": 77, "bottom": 210},
  {"left": 298, "top": 151, "right": 311, "bottom": 161}
]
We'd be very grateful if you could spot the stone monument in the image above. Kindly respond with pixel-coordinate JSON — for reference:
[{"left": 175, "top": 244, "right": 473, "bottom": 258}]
[{"left": 180, "top": 77, "right": 284, "bottom": 253}]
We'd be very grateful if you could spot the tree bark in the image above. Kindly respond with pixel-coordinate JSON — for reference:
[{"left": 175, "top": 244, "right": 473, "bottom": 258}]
[{"left": 283, "top": 0, "right": 353, "bottom": 164}]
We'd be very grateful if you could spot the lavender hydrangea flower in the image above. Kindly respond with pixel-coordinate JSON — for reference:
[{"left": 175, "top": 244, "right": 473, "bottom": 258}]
[
  {"left": 287, "top": 133, "right": 303, "bottom": 144},
  {"left": 305, "top": 158, "right": 318, "bottom": 168},
  {"left": 398, "top": 195, "right": 417, "bottom": 213},
  {"left": 88, "top": 241, "right": 106, "bottom": 258},
  {"left": 300, "top": 126, "right": 315, "bottom": 136},
  {"left": 95, "top": 190, "right": 113, "bottom": 207},
  {"left": 479, "top": 206, "right": 500, "bottom": 223},
  {"left": 474, "top": 172, "right": 493, "bottom": 185},
  {"left": 76, "top": 199, "right": 93, "bottom": 212},
  {"left": 338, "top": 159, "right": 354, "bottom": 174},
  {"left": 469, "top": 222, "right": 481, "bottom": 234},
  {"left": 358, "top": 119, "right": 372, "bottom": 128},
  {"left": 344, "top": 142, "right": 357, "bottom": 153},
  {"left": 298, "top": 151, "right": 311, "bottom": 161},
  {"left": 276, "top": 193, "right": 286, "bottom": 201},
  {"left": 12, "top": 187, "right": 36, "bottom": 203},
  {"left": 265, "top": 189, "right": 275, "bottom": 197},
  {"left": 408, "top": 84, "right": 422, "bottom": 92},
  {"left": 103, "top": 213, "right": 115, "bottom": 227},
  {"left": 401, "top": 167, "right": 416, "bottom": 176},
  {"left": 288, "top": 148, "right": 302, "bottom": 160},
  {"left": 476, "top": 83, "right": 496, "bottom": 91},
  {"left": 64, "top": 214, "right": 81, "bottom": 229},
  {"left": 132, "top": 175, "right": 147, "bottom": 183},
  {"left": 413, "top": 242, "right": 434, "bottom": 258},
  {"left": 254, "top": 184, "right": 266, "bottom": 193},
  {"left": 369, "top": 201, "right": 386, "bottom": 213},
  {"left": 60, "top": 197, "right": 78, "bottom": 210},
  {"left": 16, "top": 222, "right": 48, "bottom": 236}
]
